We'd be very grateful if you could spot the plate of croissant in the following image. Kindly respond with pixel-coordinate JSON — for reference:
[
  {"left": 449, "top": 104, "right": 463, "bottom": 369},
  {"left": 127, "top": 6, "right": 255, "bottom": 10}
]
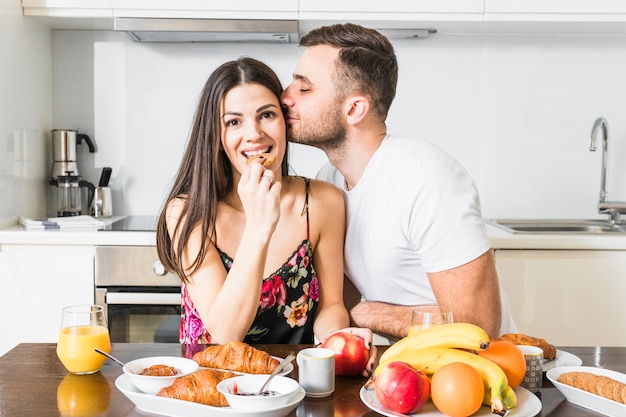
[
  {"left": 115, "top": 342, "right": 305, "bottom": 417},
  {"left": 115, "top": 371, "right": 305, "bottom": 417},
  {"left": 115, "top": 342, "right": 304, "bottom": 417}
]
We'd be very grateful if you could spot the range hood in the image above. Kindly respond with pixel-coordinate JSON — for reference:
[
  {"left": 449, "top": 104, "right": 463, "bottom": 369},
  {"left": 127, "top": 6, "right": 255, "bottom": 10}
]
[{"left": 114, "top": 18, "right": 299, "bottom": 43}]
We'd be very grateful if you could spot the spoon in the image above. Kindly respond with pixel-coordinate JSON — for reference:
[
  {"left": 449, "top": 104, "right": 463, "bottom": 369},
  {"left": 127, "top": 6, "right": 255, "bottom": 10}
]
[
  {"left": 255, "top": 354, "right": 295, "bottom": 395},
  {"left": 94, "top": 348, "right": 134, "bottom": 374}
]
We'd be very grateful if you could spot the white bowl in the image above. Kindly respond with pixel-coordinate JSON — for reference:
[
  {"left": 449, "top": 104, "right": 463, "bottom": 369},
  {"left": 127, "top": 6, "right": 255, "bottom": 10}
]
[
  {"left": 123, "top": 356, "right": 199, "bottom": 395},
  {"left": 216, "top": 375, "right": 301, "bottom": 410}
]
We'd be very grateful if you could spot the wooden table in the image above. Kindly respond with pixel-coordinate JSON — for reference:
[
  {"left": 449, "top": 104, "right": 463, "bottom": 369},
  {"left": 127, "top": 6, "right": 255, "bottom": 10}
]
[{"left": 0, "top": 343, "right": 624, "bottom": 416}]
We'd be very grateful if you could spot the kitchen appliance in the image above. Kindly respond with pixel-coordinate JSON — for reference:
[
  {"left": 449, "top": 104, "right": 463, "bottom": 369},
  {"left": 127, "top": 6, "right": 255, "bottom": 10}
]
[
  {"left": 114, "top": 18, "right": 298, "bottom": 43},
  {"left": 55, "top": 175, "right": 95, "bottom": 217},
  {"left": 95, "top": 245, "right": 181, "bottom": 343},
  {"left": 49, "top": 129, "right": 97, "bottom": 217},
  {"left": 50, "top": 129, "right": 96, "bottom": 180}
]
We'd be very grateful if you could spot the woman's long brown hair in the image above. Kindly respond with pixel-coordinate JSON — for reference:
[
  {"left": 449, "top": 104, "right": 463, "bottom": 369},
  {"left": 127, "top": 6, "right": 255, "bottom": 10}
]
[{"left": 156, "top": 57, "right": 289, "bottom": 283}]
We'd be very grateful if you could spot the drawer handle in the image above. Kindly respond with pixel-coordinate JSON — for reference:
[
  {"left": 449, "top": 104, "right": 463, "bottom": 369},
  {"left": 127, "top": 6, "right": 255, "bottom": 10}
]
[
  {"left": 153, "top": 260, "right": 167, "bottom": 276},
  {"left": 105, "top": 292, "right": 181, "bottom": 305}
]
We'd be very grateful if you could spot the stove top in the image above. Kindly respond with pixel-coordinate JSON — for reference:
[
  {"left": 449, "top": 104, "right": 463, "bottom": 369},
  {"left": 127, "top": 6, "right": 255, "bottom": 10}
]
[{"left": 101, "top": 215, "right": 158, "bottom": 232}]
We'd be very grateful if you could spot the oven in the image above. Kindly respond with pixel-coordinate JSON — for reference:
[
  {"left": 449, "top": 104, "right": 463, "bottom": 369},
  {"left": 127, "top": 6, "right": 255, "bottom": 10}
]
[{"left": 95, "top": 245, "right": 181, "bottom": 343}]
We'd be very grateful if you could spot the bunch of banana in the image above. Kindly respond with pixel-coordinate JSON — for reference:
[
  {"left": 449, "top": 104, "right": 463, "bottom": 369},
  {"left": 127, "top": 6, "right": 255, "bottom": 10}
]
[
  {"left": 379, "top": 323, "right": 490, "bottom": 363},
  {"left": 373, "top": 324, "right": 517, "bottom": 416}
]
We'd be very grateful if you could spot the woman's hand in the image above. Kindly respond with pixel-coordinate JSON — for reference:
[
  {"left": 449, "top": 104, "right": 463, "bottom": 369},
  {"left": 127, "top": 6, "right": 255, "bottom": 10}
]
[
  {"left": 237, "top": 162, "right": 282, "bottom": 239},
  {"left": 322, "top": 327, "right": 378, "bottom": 377}
]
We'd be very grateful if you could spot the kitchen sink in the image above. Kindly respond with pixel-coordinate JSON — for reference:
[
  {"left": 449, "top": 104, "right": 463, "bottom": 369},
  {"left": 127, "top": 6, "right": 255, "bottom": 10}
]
[{"left": 486, "top": 218, "right": 626, "bottom": 234}]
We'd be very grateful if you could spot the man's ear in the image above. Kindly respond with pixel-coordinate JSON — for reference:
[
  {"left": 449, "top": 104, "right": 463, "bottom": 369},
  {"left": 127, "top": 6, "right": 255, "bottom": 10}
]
[{"left": 345, "top": 96, "right": 370, "bottom": 126}]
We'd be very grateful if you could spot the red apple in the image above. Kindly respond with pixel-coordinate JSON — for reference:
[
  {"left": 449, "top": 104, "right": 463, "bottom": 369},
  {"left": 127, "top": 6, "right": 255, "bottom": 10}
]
[
  {"left": 374, "top": 361, "right": 430, "bottom": 414},
  {"left": 320, "top": 332, "right": 369, "bottom": 376}
]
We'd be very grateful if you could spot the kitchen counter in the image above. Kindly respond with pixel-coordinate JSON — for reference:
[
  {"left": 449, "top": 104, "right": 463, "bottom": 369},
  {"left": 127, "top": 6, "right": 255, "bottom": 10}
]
[
  {"left": 486, "top": 222, "right": 626, "bottom": 250},
  {"left": 1, "top": 343, "right": 624, "bottom": 417},
  {"left": 4, "top": 217, "right": 626, "bottom": 250},
  {"left": 0, "top": 216, "right": 155, "bottom": 246}
]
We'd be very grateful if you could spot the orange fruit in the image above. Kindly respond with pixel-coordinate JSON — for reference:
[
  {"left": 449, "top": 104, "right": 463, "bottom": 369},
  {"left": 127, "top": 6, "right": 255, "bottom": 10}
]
[
  {"left": 478, "top": 340, "right": 526, "bottom": 388},
  {"left": 430, "top": 362, "right": 483, "bottom": 417}
]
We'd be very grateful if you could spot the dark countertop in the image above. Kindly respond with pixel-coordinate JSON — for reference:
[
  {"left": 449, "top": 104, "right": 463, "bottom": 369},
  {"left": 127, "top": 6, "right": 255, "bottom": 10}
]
[{"left": 0, "top": 343, "right": 624, "bottom": 416}]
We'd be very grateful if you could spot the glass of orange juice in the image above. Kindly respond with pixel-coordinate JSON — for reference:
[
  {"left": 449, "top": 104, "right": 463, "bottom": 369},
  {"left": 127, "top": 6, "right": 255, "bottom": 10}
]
[
  {"left": 57, "top": 305, "right": 111, "bottom": 374},
  {"left": 408, "top": 304, "right": 453, "bottom": 336}
]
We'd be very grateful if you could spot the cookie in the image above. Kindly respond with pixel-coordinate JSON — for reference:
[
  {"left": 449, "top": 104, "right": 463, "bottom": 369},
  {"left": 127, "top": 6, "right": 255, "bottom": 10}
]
[
  {"left": 559, "top": 371, "right": 626, "bottom": 404},
  {"left": 246, "top": 153, "right": 275, "bottom": 167}
]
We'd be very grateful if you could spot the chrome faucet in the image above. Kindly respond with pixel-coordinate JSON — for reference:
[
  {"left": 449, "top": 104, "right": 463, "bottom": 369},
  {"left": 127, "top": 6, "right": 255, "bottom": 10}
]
[
  {"left": 590, "top": 117, "right": 609, "bottom": 203},
  {"left": 589, "top": 117, "right": 626, "bottom": 224}
]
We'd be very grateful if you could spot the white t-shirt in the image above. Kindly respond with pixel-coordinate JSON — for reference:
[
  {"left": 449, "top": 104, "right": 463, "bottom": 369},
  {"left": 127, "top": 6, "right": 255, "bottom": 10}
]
[{"left": 317, "top": 135, "right": 516, "bottom": 335}]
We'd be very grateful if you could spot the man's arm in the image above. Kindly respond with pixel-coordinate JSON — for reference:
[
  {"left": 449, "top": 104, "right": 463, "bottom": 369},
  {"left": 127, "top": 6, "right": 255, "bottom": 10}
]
[
  {"left": 349, "top": 250, "right": 503, "bottom": 340},
  {"left": 350, "top": 301, "right": 415, "bottom": 340},
  {"left": 428, "top": 249, "right": 502, "bottom": 339}
]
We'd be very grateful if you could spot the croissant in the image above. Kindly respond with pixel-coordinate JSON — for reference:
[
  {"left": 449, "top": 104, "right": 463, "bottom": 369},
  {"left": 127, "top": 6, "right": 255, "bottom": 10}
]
[
  {"left": 495, "top": 333, "right": 557, "bottom": 360},
  {"left": 192, "top": 341, "right": 279, "bottom": 374},
  {"left": 156, "top": 369, "right": 237, "bottom": 407}
]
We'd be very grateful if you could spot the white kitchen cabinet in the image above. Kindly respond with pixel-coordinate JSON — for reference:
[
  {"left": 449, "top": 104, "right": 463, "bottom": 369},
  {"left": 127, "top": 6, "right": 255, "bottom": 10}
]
[
  {"left": 112, "top": 0, "right": 297, "bottom": 20},
  {"left": 21, "top": 0, "right": 114, "bottom": 30},
  {"left": 495, "top": 249, "right": 626, "bottom": 347},
  {"left": 22, "top": 0, "right": 113, "bottom": 17},
  {"left": 298, "top": 0, "right": 483, "bottom": 34},
  {"left": 483, "top": 0, "right": 626, "bottom": 32},
  {"left": 298, "top": 0, "right": 626, "bottom": 34},
  {"left": 485, "top": 0, "right": 626, "bottom": 15},
  {"left": 22, "top": 0, "right": 626, "bottom": 34},
  {"left": 0, "top": 245, "right": 94, "bottom": 356},
  {"left": 299, "top": 0, "right": 484, "bottom": 15}
]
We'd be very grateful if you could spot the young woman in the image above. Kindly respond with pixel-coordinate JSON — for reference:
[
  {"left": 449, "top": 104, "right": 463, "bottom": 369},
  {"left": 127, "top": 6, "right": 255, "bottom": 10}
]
[{"left": 156, "top": 58, "right": 373, "bottom": 359}]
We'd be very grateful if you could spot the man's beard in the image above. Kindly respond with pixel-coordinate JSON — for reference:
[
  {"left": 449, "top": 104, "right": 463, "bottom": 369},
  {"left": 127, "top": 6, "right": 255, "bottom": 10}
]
[{"left": 287, "top": 105, "right": 346, "bottom": 153}]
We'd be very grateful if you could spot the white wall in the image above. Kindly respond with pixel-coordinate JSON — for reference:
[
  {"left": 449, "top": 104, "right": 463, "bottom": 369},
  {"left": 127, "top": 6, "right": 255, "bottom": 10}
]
[
  {"left": 47, "top": 30, "right": 626, "bottom": 220},
  {"left": 0, "top": 0, "right": 52, "bottom": 226}
]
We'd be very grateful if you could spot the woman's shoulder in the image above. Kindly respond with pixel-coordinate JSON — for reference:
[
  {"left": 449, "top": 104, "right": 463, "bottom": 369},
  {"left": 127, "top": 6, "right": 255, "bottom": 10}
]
[
  {"left": 165, "top": 195, "right": 187, "bottom": 217},
  {"left": 301, "top": 177, "right": 343, "bottom": 200},
  {"left": 163, "top": 195, "right": 190, "bottom": 231},
  {"left": 282, "top": 176, "right": 343, "bottom": 212},
  {"left": 302, "top": 178, "right": 344, "bottom": 216}
]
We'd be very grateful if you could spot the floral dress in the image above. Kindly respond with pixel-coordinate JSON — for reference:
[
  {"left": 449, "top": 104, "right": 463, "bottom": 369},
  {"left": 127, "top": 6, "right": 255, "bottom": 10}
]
[{"left": 179, "top": 178, "right": 319, "bottom": 344}]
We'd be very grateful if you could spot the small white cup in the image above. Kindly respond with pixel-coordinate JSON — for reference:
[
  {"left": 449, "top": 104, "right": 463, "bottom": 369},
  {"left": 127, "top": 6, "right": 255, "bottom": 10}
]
[
  {"left": 517, "top": 345, "right": 543, "bottom": 392},
  {"left": 296, "top": 347, "right": 335, "bottom": 398}
]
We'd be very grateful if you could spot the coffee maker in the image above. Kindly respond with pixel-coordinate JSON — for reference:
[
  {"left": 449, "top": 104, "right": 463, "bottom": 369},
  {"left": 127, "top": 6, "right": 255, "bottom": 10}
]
[{"left": 49, "top": 129, "right": 96, "bottom": 217}]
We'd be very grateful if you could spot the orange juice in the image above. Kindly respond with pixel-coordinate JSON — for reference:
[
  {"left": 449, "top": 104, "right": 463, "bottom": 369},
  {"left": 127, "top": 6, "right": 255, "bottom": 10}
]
[{"left": 57, "top": 325, "right": 111, "bottom": 374}]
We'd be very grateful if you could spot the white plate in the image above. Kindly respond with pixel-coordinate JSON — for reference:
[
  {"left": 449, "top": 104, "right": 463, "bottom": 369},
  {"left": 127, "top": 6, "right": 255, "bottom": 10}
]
[
  {"left": 115, "top": 374, "right": 305, "bottom": 417},
  {"left": 542, "top": 349, "right": 583, "bottom": 371},
  {"left": 360, "top": 385, "right": 541, "bottom": 417},
  {"left": 201, "top": 356, "right": 294, "bottom": 377},
  {"left": 546, "top": 365, "right": 626, "bottom": 417}
]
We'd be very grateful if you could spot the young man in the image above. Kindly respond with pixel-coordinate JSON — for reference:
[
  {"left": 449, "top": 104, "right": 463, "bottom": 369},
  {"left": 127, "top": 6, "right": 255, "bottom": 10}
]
[{"left": 281, "top": 23, "right": 516, "bottom": 340}]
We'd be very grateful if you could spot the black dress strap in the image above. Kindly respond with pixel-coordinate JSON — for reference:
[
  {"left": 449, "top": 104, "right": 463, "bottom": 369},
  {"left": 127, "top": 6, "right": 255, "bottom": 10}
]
[{"left": 303, "top": 178, "right": 310, "bottom": 240}]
